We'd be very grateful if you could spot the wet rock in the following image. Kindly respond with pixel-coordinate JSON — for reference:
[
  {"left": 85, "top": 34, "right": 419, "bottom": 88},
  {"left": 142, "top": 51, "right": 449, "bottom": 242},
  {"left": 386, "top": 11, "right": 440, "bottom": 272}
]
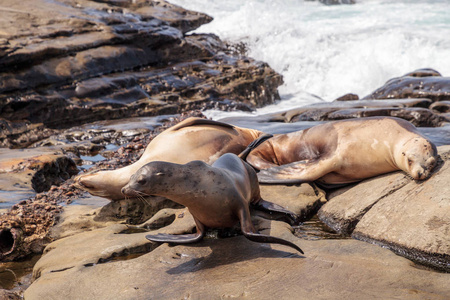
[
  {"left": 430, "top": 101, "right": 450, "bottom": 113},
  {"left": 0, "top": 119, "right": 57, "bottom": 149},
  {"left": 266, "top": 98, "right": 450, "bottom": 127},
  {"left": 0, "top": 0, "right": 282, "bottom": 141},
  {"left": 402, "top": 68, "right": 442, "bottom": 78},
  {"left": 334, "top": 93, "right": 359, "bottom": 101},
  {"left": 363, "top": 69, "right": 450, "bottom": 101},
  {"left": 25, "top": 220, "right": 450, "bottom": 300},
  {"left": 0, "top": 290, "right": 21, "bottom": 300},
  {"left": 278, "top": 98, "right": 432, "bottom": 123},
  {"left": 319, "top": 0, "right": 356, "bottom": 5},
  {"left": 319, "top": 145, "right": 450, "bottom": 271}
]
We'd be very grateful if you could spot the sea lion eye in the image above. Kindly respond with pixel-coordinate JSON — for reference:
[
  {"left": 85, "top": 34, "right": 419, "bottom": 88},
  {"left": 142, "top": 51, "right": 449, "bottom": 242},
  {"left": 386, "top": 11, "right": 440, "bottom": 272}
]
[
  {"left": 137, "top": 178, "right": 147, "bottom": 185},
  {"left": 407, "top": 159, "right": 413, "bottom": 166}
]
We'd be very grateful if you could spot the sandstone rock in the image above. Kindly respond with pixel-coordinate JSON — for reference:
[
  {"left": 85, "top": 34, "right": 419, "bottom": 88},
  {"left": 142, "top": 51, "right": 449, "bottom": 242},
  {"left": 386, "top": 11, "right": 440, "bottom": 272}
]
[
  {"left": 259, "top": 183, "right": 326, "bottom": 221},
  {"left": 319, "top": 146, "right": 450, "bottom": 271},
  {"left": 24, "top": 220, "right": 450, "bottom": 300},
  {"left": 318, "top": 172, "right": 409, "bottom": 235},
  {"left": 352, "top": 146, "right": 450, "bottom": 271}
]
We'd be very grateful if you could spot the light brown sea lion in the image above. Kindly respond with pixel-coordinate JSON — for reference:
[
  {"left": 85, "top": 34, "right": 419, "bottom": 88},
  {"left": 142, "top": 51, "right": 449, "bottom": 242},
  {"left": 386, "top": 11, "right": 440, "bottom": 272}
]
[
  {"left": 245, "top": 117, "right": 438, "bottom": 185},
  {"left": 74, "top": 118, "right": 267, "bottom": 200},
  {"left": 121, "top": 153, "right": 304, "bottom": 254}
]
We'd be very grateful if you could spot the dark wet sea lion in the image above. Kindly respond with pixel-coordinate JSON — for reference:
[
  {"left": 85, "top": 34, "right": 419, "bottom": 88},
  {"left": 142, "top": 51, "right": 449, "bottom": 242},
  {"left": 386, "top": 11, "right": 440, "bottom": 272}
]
[
  {"left": 121, "top": 153, "right": 304, "bottom": 254},
  {"left": 246, "top": 117, "right": 437, "bottom": 185},
  {"left": 74, "top": 118, "right": 267, "bottom": 200}
]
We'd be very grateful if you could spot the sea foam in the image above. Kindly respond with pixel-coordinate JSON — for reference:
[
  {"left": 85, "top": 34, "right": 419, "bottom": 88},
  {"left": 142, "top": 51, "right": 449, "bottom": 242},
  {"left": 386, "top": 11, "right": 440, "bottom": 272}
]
[{"left": 169, "top": 0, "right": 450, "bottom": 118}]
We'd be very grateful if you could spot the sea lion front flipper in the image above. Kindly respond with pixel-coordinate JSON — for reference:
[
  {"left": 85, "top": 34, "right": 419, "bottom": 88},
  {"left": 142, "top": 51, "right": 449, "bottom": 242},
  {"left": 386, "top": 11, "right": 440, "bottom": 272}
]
[
  {"left": 257, "top": 159, "right": 333, "bottom": 184},
  {"left": 238, "top": 133, "right": 273, "bottom": 161},
  {"left": 252, "top": 199, "right": 300, "bottom": 225},
  {"left": 146, "top": 219, "right": 206, "bottom": 244},
  {"left": 238, "top": 206, "right": 304, "bottom": 254}
]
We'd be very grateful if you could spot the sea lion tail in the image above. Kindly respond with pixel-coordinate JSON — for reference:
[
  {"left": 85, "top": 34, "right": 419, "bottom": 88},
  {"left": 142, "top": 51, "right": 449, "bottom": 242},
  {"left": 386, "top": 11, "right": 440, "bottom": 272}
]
[
  {"left": 238, "top": 133, "right": 273, "bottom": 161},
  {"left": 242, "top": 231, "right": 304, "bottom": 254}
]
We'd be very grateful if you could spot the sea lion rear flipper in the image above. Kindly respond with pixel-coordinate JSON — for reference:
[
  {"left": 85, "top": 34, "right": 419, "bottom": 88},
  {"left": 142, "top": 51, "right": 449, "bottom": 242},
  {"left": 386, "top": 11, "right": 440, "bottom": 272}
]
[
  {"left": 252, "top": 199, "right": 300, "bottom": 225},
  {"left": 257, "top": 159, "right": 332, "bottom": 184},
  {"left": 146, "top": 220, "right": 206, "bottom": 244},
  {"left": 238, "top": 133, "right": 273, "bottom": 161},
  {"left": 238, "top": 206, "right": 304, "bottom": 254}
]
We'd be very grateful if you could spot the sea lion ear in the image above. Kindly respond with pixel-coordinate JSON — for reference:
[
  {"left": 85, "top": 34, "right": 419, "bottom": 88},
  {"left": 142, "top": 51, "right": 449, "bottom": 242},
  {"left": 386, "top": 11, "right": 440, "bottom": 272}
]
[{"left": 156, "top": 172, "right": 165, "bottom": 176}]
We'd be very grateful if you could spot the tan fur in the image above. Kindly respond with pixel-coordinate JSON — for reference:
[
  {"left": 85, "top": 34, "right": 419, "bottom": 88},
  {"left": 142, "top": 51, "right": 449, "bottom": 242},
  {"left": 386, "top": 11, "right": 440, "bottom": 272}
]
[
  {"left": 74, "top": 118, "right": 263, "bottom": 200},
  {"left": 248, "top": 117, "right": 438, "bottom": 185}
]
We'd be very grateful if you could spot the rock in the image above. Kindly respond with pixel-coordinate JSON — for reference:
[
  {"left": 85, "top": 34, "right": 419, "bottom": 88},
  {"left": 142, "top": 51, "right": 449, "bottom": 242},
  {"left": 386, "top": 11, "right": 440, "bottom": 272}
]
[
  {"left": 319, "top": 146, "right": 450, "bottom": 271},
  {"left": 318, "top": 172, "right": 409, "bottom": 235},
  {"left": 430, "top": 101, "right": 450, "bottom": 113},
  {"left": 0, "top": 290, "right": 21, "bottom": 300},
  {"left": 402, "top": 68, "right": 442, "bottom": 78},
  {"left": 259, "top": 183, "right": 326, "bottom": 221},
  {"left": 24, "top": 220, "right": 450, "bottom": 300},
  {"left": 273, "top": 98, "right": 432, "bottom": 123},
  {"left": 334, "top": 93, "right": 359, "bottom": 101},
  {"left": 94, "top": 196, "right": 183, "bottom": 225},
  {"left": 0, "top": 0, "right": 282, "bottom": 145},
  {"left": 319, "top": 0, "right": 356, "bottom": 5},
  {"left": 363, "top": 69, "right": 450, "bottom": 101},
  {"left": 0, "top": 119, "right": 57, "bottom": 148}
]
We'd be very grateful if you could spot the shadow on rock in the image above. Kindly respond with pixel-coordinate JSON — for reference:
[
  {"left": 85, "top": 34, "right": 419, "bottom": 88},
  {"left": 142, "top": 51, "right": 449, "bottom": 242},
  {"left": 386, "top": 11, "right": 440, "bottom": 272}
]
[{"left": 166, "top": 237, "right": 304, "bottom": 275}]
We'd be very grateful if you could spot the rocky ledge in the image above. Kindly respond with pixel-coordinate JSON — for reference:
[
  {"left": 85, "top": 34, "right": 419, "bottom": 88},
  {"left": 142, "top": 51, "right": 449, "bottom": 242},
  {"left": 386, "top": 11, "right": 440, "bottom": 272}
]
[
  {"left": 0, "top": 0, "right": 282, "bottom": 148},
  {"left": 318, "top": 145, "right": 450, "bottom": 272}
]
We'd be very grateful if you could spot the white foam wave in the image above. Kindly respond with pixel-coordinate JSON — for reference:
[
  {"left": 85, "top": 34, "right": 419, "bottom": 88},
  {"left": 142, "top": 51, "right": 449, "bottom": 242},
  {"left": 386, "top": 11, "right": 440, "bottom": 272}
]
[{"left": 170, "top": 0, "right": 450, "bottom": 119}]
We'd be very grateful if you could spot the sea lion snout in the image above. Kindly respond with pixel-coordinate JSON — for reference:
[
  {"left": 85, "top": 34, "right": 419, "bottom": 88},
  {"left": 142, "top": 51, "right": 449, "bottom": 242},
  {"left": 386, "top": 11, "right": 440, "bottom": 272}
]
[{"left": 74, "top": 174, "right": 93, "bottom": 189}]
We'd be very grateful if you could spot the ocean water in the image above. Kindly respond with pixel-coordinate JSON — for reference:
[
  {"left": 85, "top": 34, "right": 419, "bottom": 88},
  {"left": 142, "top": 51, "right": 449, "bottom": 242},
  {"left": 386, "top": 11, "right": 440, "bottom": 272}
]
[{"left": 170, "top": 0, "right": 450, "bottom": 119}]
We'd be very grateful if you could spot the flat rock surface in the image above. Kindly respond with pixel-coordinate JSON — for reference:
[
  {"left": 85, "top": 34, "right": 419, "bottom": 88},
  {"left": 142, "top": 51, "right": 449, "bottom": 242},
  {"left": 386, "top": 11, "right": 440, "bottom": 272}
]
[{"left": 25, "top": 220, "right": 450, "bottom": 300}]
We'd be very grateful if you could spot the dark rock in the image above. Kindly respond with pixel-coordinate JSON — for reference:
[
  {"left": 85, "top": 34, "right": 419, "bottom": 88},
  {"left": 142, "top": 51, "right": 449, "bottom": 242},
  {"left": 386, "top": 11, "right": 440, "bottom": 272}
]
[
  {"left": 334, "top": 93, "right": 359, "bottom": 101},
  {"left": 0, "top": 0, "right": 282, "bottom": 140},
  {"left": 402, "top": 68, "right": 442, "bottom": 78},
  {"left": 430, "top": 101, "right": 450, "bottom": 113},
  {"left": 363, "top": 69, "right": 450, "bottom": 101},
  {"left": 307, "top": 0, "right": 355, "bottom": 4}
]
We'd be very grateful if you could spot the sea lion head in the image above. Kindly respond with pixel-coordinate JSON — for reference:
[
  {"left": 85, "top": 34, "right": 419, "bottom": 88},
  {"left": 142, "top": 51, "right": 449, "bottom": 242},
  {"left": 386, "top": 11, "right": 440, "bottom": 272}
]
[
  {"left": 400, "top": 137, "right": 437, "bottom": 180},
  {"left": 121, "top": 161, "right": 176, "bottom": 197},
  {"left": 74, "top": 170, "right": 125, "bottom": 200}
]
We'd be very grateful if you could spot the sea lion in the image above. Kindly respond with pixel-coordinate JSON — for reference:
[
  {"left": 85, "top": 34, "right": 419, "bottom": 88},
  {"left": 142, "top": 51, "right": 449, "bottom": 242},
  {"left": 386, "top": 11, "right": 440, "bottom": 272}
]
[
  {"left": 75, "top": 118, "right": 267, "bottom": 200},
  {"left": 246, "top": 117, "right": 437, "bottom": 185},
  {"left": 121, "top": 153, "right": 304, "bottom": 254}
]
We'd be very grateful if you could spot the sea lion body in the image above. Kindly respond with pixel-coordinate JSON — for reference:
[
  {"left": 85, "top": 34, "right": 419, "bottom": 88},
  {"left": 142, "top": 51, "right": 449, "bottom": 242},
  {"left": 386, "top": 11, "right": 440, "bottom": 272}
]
[
  {"left": 247, "top": 117, "right": 437, "bottom": 185},
  {"left": 75, "top": 118, "right": 264, "bottom": 200},
  {"left": 121, "top": 153, "right": 303, "bottom": 253}
]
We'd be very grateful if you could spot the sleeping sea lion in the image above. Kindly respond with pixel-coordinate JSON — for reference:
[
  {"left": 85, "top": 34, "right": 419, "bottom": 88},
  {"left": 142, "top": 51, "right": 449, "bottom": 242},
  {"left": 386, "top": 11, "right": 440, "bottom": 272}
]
[
  {"left": 74, "top": 118, "right": 268, "bottom": 200},
  {"left": 245, "top": 117, "right": 437, "bottom": 185},
  {"left": 121, "top": 153, "right": 304, "bottom": 254}
]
